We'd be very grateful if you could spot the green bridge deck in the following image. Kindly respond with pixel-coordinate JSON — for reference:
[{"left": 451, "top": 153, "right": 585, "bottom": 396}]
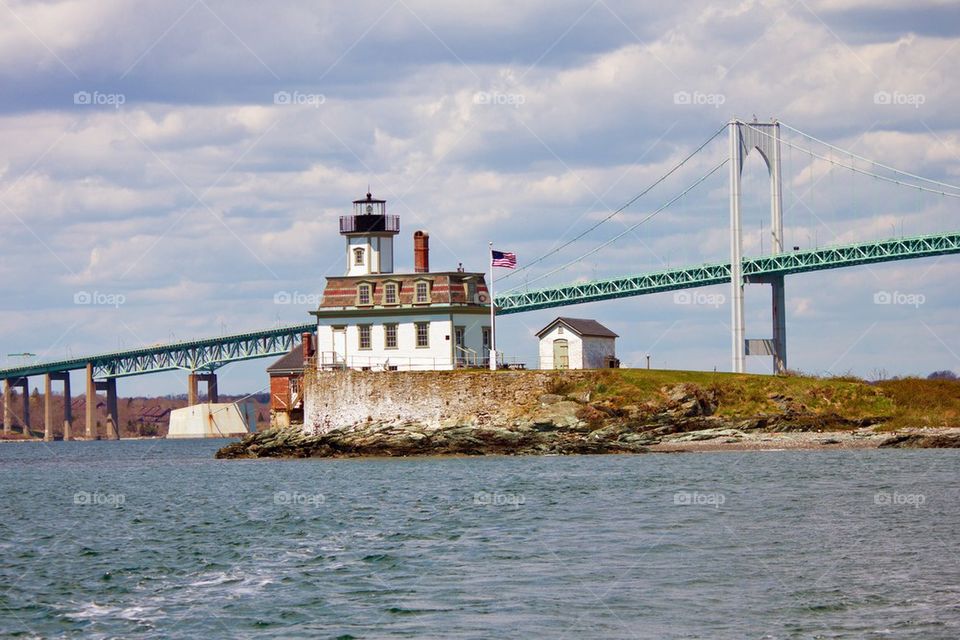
[
  {"left": 1, "top": 233, "right": 957, "bottom": 379},
  {"left": 495, "top": 232, "right": 960, "bottom": 314},
  {"left": 0, "top": 323, "right": 316, "bottom": 380}
]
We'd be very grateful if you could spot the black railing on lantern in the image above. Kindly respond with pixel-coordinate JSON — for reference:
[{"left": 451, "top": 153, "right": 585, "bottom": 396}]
[{"left": 339, "top": 214, "right": 401, "bottom": 234}]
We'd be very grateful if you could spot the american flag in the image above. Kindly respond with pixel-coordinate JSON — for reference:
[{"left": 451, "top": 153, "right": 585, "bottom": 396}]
[{"left": 491, "top": 249, "right": 517, "bottom": 269}]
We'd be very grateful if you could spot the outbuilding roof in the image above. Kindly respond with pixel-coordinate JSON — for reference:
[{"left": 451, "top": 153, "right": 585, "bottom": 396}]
[
  {"left": 535, "top": 317, "right": 619, "bottom": 339},
  {"left": 267, "top": 346, "right": 304, "bottom": 374}
]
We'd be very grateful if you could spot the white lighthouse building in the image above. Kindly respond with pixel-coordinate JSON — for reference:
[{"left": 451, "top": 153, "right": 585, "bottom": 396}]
[{"left": 311, "top": 192, "right": 493, "bottom": 371}]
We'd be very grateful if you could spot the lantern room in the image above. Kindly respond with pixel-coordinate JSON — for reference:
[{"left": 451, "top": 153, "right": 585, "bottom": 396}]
[{"left": 339, "top": 192, "right": 400, "bottom": 276}]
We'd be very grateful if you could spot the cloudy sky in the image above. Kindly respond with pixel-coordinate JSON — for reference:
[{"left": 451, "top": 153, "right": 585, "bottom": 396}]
[{"left": 1, "top": 0, "right": 959, "bottom": 395}]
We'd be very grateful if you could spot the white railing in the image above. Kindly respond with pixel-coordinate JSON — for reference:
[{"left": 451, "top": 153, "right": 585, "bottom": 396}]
[
  {"left": 313, "top": 350, "right": 526, "bottom": 371},
  {"left": 455, "top": 345, "right": 480, "bottom": 368}
]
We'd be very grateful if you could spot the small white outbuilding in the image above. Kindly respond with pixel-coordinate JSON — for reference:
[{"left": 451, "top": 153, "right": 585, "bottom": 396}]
[{"left": 536, "top": 317, "right": 619, "bottom": 370}]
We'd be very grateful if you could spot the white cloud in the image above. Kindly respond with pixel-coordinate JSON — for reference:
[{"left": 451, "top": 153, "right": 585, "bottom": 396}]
[{"left": 0, "top": 0, "right": 958, "bottom": 391}]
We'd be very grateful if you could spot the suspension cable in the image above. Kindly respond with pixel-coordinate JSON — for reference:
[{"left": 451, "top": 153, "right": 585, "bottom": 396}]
[
  {"left": 499, "top": 124, "right": 729, "bottom": 283},
  {"left": 742, "top": 123, "right": 960, "bottom": 199},
  {"left": 779, "top": 121, "right": 960, "bottom": 193},
  {"left": 502, "top": 158, "right": 730, "bottom": 293}
]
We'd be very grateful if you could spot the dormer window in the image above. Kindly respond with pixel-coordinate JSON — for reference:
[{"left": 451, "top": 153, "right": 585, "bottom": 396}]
[
  {"left": 357, "top": 283, "right": 372, "bottom": 306},
  {"left": 353, "top": 247, "right": 365, "bottom": 266},
  {"left": 415, "top": 280, "right": 430, "bottom": 304},
  {"left": 383, "top": 282, "right": 398, "bottom": 305}
]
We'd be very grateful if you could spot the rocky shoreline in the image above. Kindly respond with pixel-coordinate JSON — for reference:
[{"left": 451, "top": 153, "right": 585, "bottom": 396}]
[{"left": 216, "top": 383, "right": 960, "bottom": 459}]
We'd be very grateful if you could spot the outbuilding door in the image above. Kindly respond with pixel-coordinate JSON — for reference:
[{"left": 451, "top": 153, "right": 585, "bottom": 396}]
[{"left": 553, "top": 339, "right": 569, "bottom": 369}]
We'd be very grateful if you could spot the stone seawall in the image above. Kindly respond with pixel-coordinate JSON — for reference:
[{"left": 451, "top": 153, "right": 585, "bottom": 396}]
[{"left": 303, "top": 369, "right": 599, "bottom": 434}]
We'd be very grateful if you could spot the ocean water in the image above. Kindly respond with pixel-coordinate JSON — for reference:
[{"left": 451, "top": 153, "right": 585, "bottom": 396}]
[{"left": 0, "top": 440, "right": 958, "bottom": 639}]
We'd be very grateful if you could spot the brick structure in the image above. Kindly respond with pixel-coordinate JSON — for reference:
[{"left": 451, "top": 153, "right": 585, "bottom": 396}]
[{"left": 266, "top": 332, "right": 314, "bottom": 427}]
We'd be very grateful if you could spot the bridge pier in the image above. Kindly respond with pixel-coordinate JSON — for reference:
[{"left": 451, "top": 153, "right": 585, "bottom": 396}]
[
  {"left": 12, "top": 378, "right": 31, "bottom": 436},
  {"left": 45, "top": 372, "right": 73, "bottom": 441},
  {"left": 44, "top": 374, "right": 53, "bottom": 441},
  {"left": 94, "top": 378, "right": 119, "bottom": 440},
  {"left": 772, "top": 275, "right": 787, "bottom": 374},
  {"left": 85, "top": 364, "right": 96, "bottom": 439},
  {"left": 3, "top": 377, "right": 31, "bottom": 436},
  {"left": 3, "top": 379, "right": 10, "bottom": 434},
  {"left": 188, "top": 373, "right": 218, "bottom": 405}
]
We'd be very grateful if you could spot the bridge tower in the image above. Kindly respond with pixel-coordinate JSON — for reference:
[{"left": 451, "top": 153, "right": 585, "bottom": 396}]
[{"left": 728, "top": 119, "right": 786, "bottom": 374}]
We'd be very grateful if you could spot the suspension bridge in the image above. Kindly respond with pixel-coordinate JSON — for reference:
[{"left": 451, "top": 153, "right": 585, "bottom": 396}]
[{"left": 2, "top": 119, "right": 959, "bottom": 439}]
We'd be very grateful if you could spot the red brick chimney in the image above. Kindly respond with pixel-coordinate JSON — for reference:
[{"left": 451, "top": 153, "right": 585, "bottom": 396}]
[
  {"left": 414, "top": 230, "right": 429, "bottom": 273},
  {"left": 301, "top": 332, "right": 315, "bottom": 361}
]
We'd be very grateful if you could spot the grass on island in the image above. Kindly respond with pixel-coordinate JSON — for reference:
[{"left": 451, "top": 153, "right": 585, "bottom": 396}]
[{"left": 546, "top": 368, "right": 960, "bottom": 431}]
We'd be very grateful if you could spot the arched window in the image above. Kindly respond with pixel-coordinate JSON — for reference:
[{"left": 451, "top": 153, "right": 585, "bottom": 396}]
[
  {"left": 357, "top": 283, "right": 372, "bottom": 305},
  {"left": 353, "top": 247, "right": 365, "bottom": 266}
]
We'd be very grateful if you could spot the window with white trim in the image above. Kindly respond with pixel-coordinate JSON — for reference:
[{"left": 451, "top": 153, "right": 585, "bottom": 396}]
[
  {"left": 384, "top": 323, "right": 398, "bottom": 349},
  {"left": 358, "top": 325, "right": 372, "bottom": 350},
  {"left": 357, "top": 283, "right": 372, "bottom": 305},
  {"left": 384, "top": 282, "right": 398, "bottom": 305},
  {"left": 353, "top": 247, "right": 365, "bottom": 266},
  {"left": 415, "top": 281, "right": 430, "bottom": 303},
  {"left": 415, "top": 322, "right": 429, "bottom": 348}
]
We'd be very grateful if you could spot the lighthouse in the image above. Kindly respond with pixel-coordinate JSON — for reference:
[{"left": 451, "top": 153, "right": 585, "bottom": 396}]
[
  {"left": 301, "top": 191, "right": 496, "bottom": 372},
  {"left": 340, "top": 192, "right": 400, "bottom": 276}
]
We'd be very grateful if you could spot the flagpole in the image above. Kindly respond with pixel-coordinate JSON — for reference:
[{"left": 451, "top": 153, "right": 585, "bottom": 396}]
[{"left": 488, "top": 241, "right": 496, "bottom": 370}]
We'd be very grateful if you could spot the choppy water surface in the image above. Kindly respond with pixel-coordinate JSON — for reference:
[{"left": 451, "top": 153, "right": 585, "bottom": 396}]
[{"left": 1, "top": 440, "right": 958, "bottom": 639}]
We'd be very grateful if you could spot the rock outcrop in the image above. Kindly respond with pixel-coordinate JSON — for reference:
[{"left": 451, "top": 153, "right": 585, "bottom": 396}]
[
  {"left": 879, "top": 434, "right": 960, "bottom": 448},
  {"left": 218, "top": 383, "right": 816, "bottom": 459},
  {"left": 215, "top": 377, "right": 959, "bottom": 459}
]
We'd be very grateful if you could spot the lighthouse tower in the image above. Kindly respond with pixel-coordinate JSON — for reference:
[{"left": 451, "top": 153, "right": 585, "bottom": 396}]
[{"left": 340, "top": 192, "right": 400, "bottom": 276}]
